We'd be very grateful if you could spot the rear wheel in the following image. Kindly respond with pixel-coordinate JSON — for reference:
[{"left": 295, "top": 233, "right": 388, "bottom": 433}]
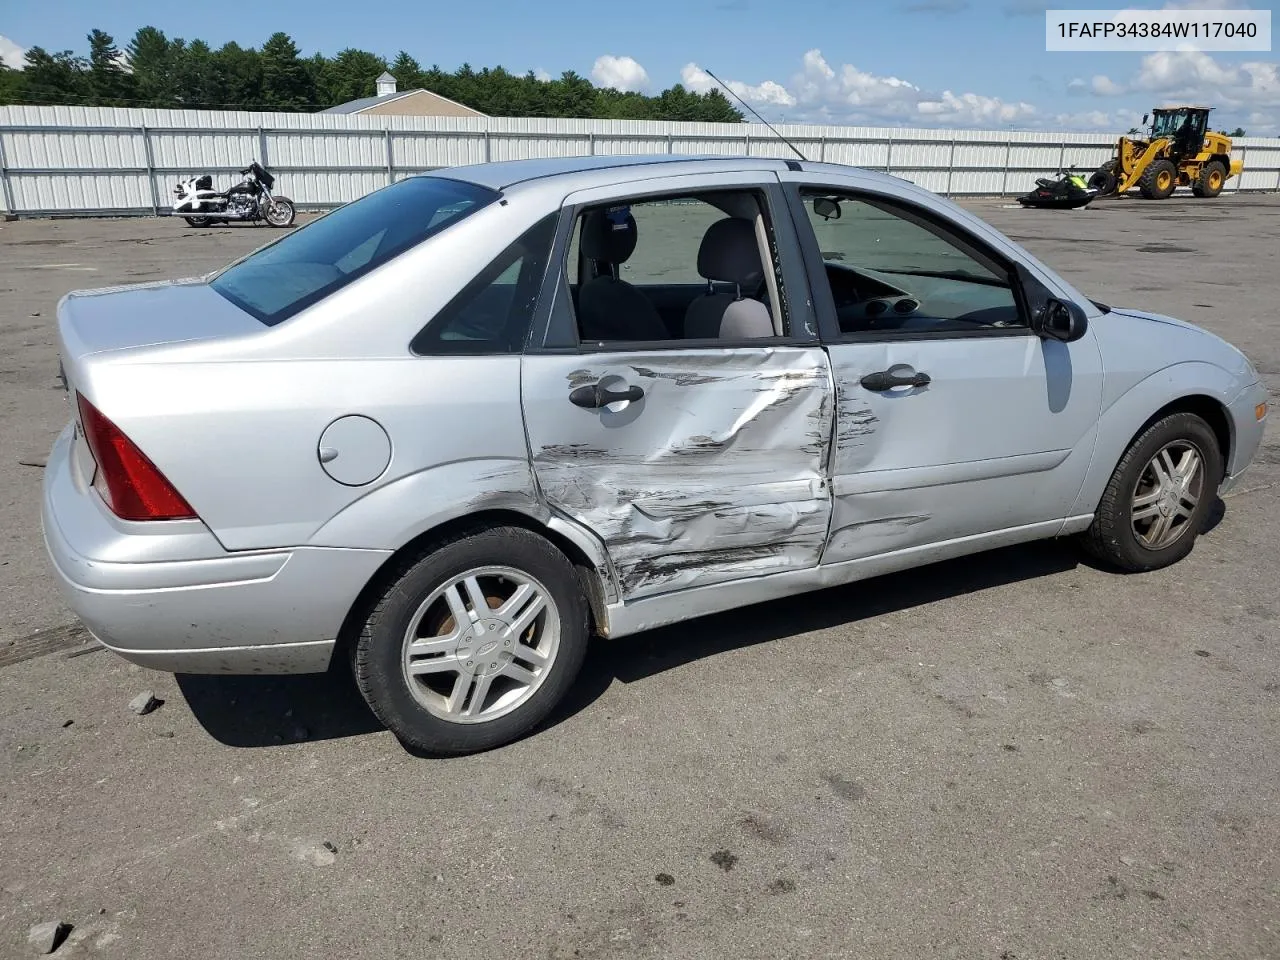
[
  {"left": 1192, "top": 160, "right": 1226, "bottom": 198},
  {"left": 1139, "top": 159, "right": 1178, "bottom": 199},
  {"left": 183, "top": 216, "right": 211, "bottom": 227},
  {"left": 353, "top": 526, "right": 590, "bottom": 756},
  {"left": 1081, "top": 412, "right": 1223, "bottom": 572}
]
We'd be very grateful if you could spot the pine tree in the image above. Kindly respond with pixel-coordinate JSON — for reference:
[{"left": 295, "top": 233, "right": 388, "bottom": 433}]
[
  {"left": 0, "top": 59, "right": 27, "bottom": 105},
  {"left": 127, "top": 26, "right": 175, "bottom": 106},
  {"left": 22, "top": 46, "right": 90, "bottom": 105},
  {"left": 260, "top": 32, "right": 312, "bottom": 110},
  {"left": 87, "top": 29, "right": 133, "bottom": 105},
  {"left": 389, "top": 51, "right": 423, "bottom": 93}
]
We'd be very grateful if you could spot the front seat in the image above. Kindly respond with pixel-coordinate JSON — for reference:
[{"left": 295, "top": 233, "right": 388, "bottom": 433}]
[
  {"left": 576, "top": 208, "right": 667, "bottom": 342},
  {"left": 683, "top": 217, "right": 775, "bottom": 340}
]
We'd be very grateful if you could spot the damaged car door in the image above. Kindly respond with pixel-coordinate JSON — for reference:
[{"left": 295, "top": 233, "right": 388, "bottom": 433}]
[{"left": 522, "top": 174, "right": 835, "bottom": 601}]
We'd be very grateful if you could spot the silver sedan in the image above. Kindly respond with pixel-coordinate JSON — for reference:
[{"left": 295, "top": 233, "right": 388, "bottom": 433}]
[{"left": 42, "top": 155, "right": 1268, "bottom": 755}]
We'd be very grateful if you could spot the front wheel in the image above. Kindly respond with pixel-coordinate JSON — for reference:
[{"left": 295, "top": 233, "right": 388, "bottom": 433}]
[
  {"left": 1139, "top": 158, "right": 1178, "bottom": 199},
  {"left": 183, "top": 216, "right": 211, "bottom": 227},
  {"left": 1081, "top": 412, "right": 1223, "bottom": 572},
  {"left": 353, "top": 526, "right": 590, "bottom": 756},
  {"left": 263, "top": 196, "right": 296, "bottom": 227}
]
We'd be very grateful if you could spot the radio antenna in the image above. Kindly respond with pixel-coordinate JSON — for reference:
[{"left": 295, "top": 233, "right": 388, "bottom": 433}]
[{"left": 704, "top": 68, "right": 808, "bottom": 163}]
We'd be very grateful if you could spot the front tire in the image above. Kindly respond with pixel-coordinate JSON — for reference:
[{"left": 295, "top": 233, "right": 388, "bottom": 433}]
[
  {"left": 1081, "top": 412, "right": 1223, "bottom": 572},
  {"left": 263, "top": 196, "right": 296, "bottom": 227},
  {"left": 1139, "top": 159, "right": 1178, "bottom": 199},
  {"left": 354, "top": 526, "right": 590, "bottom": 756}
]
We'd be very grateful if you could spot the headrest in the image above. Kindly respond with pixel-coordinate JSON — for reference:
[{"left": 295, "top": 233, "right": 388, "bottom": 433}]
[
  {"left": 581, "top": 207, "right": 638, "bottom": 264},
  {"left": 696, "top": 217, "right": 763, "bottom": 290}
]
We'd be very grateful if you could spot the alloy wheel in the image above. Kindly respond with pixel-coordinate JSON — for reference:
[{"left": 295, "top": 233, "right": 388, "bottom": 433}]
[
  {"left": 400, "top": 566, "right": 560, "bottom": 724},
  {"left": 1131, "top": 440, "right": 1205, "bottom": 549}
]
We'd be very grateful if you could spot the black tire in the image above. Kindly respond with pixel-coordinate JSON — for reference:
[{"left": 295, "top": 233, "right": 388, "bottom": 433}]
[
  {"left": 1138, "top": 158, "right": 1178, "bottom": 199},
  {"left": 183, "top": 216, "right": 211, "bottom": 227},
  {"left": 1088, "top": 161, "right": 1119, "bottom": 196},
  {"left": 1192, "top": 160, "right": 1226, "bottom": 198},
  {"left": 1080, "top": 412, "right": 1223, "bottom": 572},
  {"left": 263, "top": 196, "right": 296, "bottom": 227},
  {"left": 354, "top": 526, "right": 589, "bottom": 756}
]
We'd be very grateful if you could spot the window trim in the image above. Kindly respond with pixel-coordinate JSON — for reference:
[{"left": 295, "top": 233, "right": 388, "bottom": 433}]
[
  {"left": 410, "top": 212, "right": 560, "bottom": 356},
  {"left": 530, "top": 182, "right": 820, "bottom": 354},
  {"left": 781, "top": 182, "right": 1037, "bottom": 345}
]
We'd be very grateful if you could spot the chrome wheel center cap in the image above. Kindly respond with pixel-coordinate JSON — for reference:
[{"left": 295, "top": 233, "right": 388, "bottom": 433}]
[{"left": 455, "top": 618, "right": 512, "bottom": 675}]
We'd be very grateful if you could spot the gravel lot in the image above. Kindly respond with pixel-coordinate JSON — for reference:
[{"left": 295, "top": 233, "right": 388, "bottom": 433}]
[{"left": 1, "top": 193, "right": 1278, "bottom": 959}]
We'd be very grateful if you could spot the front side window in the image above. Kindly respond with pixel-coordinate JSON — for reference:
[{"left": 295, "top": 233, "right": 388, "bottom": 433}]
[
  {"left": 211, "top": 176, "right": 499, "bottom": 326},
  {"left": 799, "top": 189, "right": 1022, "bottom": 337}
]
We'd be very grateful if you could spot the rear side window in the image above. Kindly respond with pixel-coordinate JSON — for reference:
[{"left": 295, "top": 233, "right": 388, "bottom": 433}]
[
  {"left": 210, "top": 176, "right": 499, "bottom": 326},
  {"left": 411, "top": 213, "right": 559, "bottom": 355}
]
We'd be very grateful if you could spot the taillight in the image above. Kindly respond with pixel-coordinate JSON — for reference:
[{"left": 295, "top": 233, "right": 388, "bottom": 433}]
[{"left": 75, "top": 393, "right": 197, "bottom": 521}]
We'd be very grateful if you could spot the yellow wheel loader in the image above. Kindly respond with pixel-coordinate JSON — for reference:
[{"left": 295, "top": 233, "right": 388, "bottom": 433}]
[{"left": 1087, "top": 106, "right": 1243, "bottom": 200}]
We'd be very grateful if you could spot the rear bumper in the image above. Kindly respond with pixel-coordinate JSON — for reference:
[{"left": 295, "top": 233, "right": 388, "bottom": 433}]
[
  {"left": 1220, "top": 379, "right": 1268, "bottom": 494},
  {"left": 41, "top": 425, "right": 391, "bottom": 674}
]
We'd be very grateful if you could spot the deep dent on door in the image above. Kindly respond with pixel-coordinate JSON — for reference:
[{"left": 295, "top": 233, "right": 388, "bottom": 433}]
[{"left": 534, "top": 352, "right": 834, "bottom": 600}]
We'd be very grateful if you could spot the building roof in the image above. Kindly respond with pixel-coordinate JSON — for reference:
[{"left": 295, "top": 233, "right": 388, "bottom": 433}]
[
  {"left": 320, "top": 90, "right": 417, "bottom": 114},
  {"left": 319, "top": 87, "right": 486, "bottom": 116}
]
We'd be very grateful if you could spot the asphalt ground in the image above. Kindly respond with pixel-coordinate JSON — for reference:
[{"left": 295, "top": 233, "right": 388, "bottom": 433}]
[{"left": 1, "top": 192, "right": 1277, "bottom": 959}]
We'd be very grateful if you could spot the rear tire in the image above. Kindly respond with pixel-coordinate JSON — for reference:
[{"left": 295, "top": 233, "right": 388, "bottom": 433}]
[
  {"left": 1192, "top": 160, "right": 1226, "bottom": 198},
  {"left": 183, "top": 216, "right": 211, "bottom": 227},
  {"left": 1080, "top": 412, "right": 1223, "bottom": 572},
  {"left": 354, "top": 526, "right": 590, "bottom": 756},
  {"left": 1138, "top": 159, "right": 1178, "bottom": 199}
]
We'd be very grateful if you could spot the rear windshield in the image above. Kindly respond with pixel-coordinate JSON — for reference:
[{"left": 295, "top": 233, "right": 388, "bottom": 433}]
[{"left": 210, "top": 176, "right": 500, "bottom": 326}]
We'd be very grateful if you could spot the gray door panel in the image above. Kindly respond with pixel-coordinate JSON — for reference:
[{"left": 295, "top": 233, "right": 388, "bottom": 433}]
[{"left": 523, "top": 347, "right": 834, "bottom": 600}]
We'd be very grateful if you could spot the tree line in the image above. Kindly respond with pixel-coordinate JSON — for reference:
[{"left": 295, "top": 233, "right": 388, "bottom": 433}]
[{"left": 0, "top": 28, "right": 744, "bottom": 122}]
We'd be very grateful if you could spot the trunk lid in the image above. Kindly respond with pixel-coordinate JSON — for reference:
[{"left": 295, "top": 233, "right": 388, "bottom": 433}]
[{"left": 57, "top": 277, "right": 264, "bottom": 360}]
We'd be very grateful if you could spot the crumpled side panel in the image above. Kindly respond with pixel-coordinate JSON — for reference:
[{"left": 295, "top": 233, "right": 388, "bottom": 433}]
[{"left": 525, "top": 348, "right": 834, "bottom": 601}]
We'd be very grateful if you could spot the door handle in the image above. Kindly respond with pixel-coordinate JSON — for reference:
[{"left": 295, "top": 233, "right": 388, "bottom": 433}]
[
  {"left": 569, "top": 382, "right": 645, "bottom": 409},
  {"left": 859, "top": 369, "right": 931, "bottom": 392}
]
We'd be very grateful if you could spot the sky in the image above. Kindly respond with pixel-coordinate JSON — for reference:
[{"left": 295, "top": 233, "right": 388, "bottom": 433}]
[{"left": 1, "top": 0, "right": 1277, "bottom": 134}]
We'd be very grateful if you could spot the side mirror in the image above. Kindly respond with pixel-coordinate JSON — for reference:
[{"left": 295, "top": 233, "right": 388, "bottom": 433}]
[
  {"left": 813, "top": 197, "right": 841, "bottom": 220},
  {"left": 1034, "top": 298, "right": 1088, "bottom": 343},
  {"left": 1142, "top": 113, "right": 1149, "bottom": 126}
]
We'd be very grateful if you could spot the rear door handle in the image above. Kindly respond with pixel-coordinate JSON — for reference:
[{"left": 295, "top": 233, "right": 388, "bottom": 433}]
[
  {"left": 860, "top": 369, "right": 931, "bottom": 392},
  {"left": 569, "top": 382, "right": 645, "bottom": 409}
]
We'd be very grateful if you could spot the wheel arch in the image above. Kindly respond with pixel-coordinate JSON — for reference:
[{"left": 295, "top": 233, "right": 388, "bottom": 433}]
[
  {"left": 334, "top": 508, "right": 616, "bottom": 667},
  {"left": 1072, "top": 373, "right": 1236, "bottom": 517}
]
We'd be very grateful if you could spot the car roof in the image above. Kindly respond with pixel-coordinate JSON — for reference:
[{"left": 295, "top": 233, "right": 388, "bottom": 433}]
[{"left": 432, "top": 153, "right": 868, "bottom": 192}]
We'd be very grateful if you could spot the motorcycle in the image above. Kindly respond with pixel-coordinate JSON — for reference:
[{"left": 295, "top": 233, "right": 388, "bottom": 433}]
[
  {"left": 172, "top": 160, "right": 296, "bottom": 227},
  {"left": 1015, "top": 166, "right": 1099, "bottom": 210}
]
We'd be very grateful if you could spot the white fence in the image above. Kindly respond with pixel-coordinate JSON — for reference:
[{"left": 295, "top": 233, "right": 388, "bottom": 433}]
[{"left": 2, "top": 104, "right": 1279, "bottom": 216}]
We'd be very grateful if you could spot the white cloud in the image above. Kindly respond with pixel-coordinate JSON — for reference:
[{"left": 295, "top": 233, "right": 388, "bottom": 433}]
[
  {"left": 1086, "top": 50, "right": 1278, "bottom": 134},
  {"left": 534, "top": 69, "right": 552, "bottom": 83},
  {"left": 1089, "top": 50, "right": 1279, "bottom": 105},
  {"left": 591, "top": 55, "right": 650, "bottom": 93},
  {"left": 680, "top": 49, "right": 1034, "bottom": 128},
  {"left": 681, "top": 63, "right": 796, "bottom": 107},
  {"left": 1092, "top": 75, "right": 1126, "bottom": 96},
  {"left": 0, "top": 34, "right": 26, "bottom": 69}
]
